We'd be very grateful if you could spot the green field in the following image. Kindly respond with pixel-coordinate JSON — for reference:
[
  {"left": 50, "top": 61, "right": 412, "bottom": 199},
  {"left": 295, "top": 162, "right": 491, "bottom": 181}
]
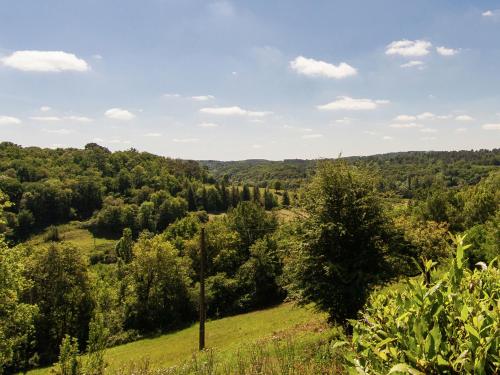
[
  {"left": 28, "top": 303, "right": 327, "bottom": 374},
  {"left": 27, "top": 222, "right": 116, "bottom": 258}
]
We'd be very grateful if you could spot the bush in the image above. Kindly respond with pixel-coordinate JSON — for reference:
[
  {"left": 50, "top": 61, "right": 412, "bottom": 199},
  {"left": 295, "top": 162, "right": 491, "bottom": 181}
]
[{"left": 347, "top": 235, "right": 499, "bottom": 374}]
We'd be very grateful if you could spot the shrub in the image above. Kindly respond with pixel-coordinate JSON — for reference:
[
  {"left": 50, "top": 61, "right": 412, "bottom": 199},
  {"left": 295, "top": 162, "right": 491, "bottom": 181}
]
[{"left": 347, "top": 235, "right": 499, "bottom": 374}]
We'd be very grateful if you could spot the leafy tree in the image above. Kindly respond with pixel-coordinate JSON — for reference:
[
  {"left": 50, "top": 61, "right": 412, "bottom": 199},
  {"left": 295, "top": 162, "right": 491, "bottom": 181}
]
[
  {"left": 115, "top": 228, "right": 134, "bottom": 263},
  {"left": 281, "top": 190, "right": 290, "bottom": 207},
  {"left": 126, "top": 235, "right": 194, "bottom": 332},
  {"left": 252, "top": 185, "right": 261, "bottom": 204},
  {"left": 25, "top": 243, "right": 93, "bottom": 364},
  {"left": 240, "top": 184, "right": 251, "bottom": 202},
  {"left": 156, "top": 196, "right": 188, "bottom": 231},
  {"left": 137, "top": 201, "right": 156, "bottom": 232},
  {"left": 54, "top": 335, "right": 81, "bottom": 375},
  {"left": 284, "top": 160, "right": 391, "bottom": 323},
  {"left": 264, "top": 189, "right": 277, "bottom": 210}
]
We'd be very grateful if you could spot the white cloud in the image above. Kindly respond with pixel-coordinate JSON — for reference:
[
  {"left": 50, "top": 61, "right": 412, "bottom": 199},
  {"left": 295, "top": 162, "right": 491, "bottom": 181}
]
[
  {"left": 30, "top": 116, "right": 61, "bottom": 122},
  {"left": 455, "top": 115, "right": 474, "bottom": 122},
  {"left": 198, "top": 122, "right": 219, "bottom": 128},
  {"left": 417, "top": 112, "right": 435, "bottom": 120},
  {"left": 400, "top": 60, "right": 424, "bottom": 68},
  {"left": 191, "top": 95, "right": 215, "bottom": 101},
  {"left": 437, "top": 115, "right": 452, "bottom": 120},
  {"left": 483, "top": 10, "right": 494, "bottom": 16},
  {"left": 43, "top": 128, "right": 73, "bottom": 134},
  {"left": 1, "top": 50, "right": 89, "bottom": 72},
  {"left": 394, "top": 114, "right": 417, "bottom": 122},
  {"left": 455, "top": 127, "right": 467, "bottom": 133},
  {"left": 163, "top": 93, "right": 182, "bottom": 99},
  {"left": 386, "top": 40, "right": 432, "bottom": 57},
  {"left": 382, "top": 136, "right": 394, "bottom": 140},
  {"left": 302, "top": 134, "right": 324, "bottom": 139},
  {"left": 173, "top": 138, "right": 200, "bottom": 143},
  {"left": 482, "top": 123, "right": 500, "bottom": 130},
  {"left": 252, "top": 144, "right": 263, "bottom": 149},
  {"left": 436, "top": 46, "right": 459, "bottom": 56},
  {"left": 420, "top": 128, "right": 438, "bottom": 133},
  {"left": 317, "top": 96, "right": 389, "bottom": 111},
  {"left": 389, "top": 123, "right": 423, "bottom": 128},
  {"left": 289, "top": 56, "right": 357, "bottom": 79},
  {"left": 66, "top": 116, "right": 93, "bottom": 122},
  {"left": 421, "top": 136, "right": 437, "bottom": 141},
  {"left": 363, "top": 130, "right": 377, "bottom": 136},
  {"left": 105, "top": 108, "right": 135, "bottom": 121},
  {"left": 335, "top": 117, "right": 356, "bottom": 124},
  {"left": 93, "top": 138, "right": 104, "bottom": 143},
  {"left": 0, "top": 116, "right": 21, "bottom": 125},
  {"left": 200, "top": 106, "right": 272, "bottom": 117},
  {"left": 92, "top": 54, "right": 103, "bottom": 60},
  {"left": 144, "top": 132, "right": 162, "bottom": 137},
  {"left": 40, "top": 106, "right": 51, "bottom": 112}
]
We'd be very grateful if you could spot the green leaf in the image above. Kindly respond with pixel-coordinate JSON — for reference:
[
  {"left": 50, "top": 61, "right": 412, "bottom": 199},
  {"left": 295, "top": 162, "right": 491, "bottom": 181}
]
[{"left": 389, "top": 363, "right": 425, "bottom": 375}]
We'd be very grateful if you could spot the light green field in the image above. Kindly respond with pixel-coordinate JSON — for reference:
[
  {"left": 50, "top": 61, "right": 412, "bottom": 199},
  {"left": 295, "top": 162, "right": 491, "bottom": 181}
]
[
  {"left": 27, "top": 222, "right": 116, "bottom": 256},
  {"left": 28, "top": 303, "right": 326, "bottom": 374}
]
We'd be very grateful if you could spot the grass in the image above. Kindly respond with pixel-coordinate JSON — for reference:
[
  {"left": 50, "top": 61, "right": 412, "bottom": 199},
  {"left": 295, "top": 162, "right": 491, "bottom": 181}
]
[
  {"left": 27, "top": 222, "right": 116, "bottom": 257},
  {"left": 28, "top": 303, "right": 328, "bottom": 374}
]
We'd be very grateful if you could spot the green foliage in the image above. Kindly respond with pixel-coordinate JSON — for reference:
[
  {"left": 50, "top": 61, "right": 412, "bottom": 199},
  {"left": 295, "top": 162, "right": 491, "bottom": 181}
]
[
  {"left": 25, "top": 242, "right": 93, "bottom": 364},
  {"left": 125, "top": 235, "right": 194, "bottom": 332},
  {"left": 52, "top": 335, "right": 81, "bottom": 375},
  {"left": 115, "top": 228, "right": 134, "bottom": 263},
  {"left": 0, "top": 198, "right": 38, "bottom": 373},
  {"left": 85, "top": 313, "right": 109, "bottom": 375},
  {"left": 285, "top": 160, "right": 392, "bottom": 323},
  {"left": 348, "top": 235, "right": 499, "bottom": 374},
  {"left": 44, "top": 225, "right": 62, "bottom": 242}
]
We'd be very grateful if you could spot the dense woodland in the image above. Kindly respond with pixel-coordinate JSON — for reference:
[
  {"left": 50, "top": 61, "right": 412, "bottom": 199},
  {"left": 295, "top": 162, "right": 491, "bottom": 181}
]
[{"left": 0, "top": 143, "right": 498, "bottom": 374}]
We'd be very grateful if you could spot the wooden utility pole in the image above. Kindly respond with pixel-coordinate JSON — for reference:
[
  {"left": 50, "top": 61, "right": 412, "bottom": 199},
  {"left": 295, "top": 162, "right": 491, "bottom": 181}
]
[{"left": 199, "top": 226, "right": 206, "bottom": 351}]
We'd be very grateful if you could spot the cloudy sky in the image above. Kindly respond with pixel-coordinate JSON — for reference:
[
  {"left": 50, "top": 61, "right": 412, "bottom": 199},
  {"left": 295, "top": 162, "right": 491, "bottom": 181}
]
[{"left": 0, "top": 0, "right": 499, "bottom": 160}]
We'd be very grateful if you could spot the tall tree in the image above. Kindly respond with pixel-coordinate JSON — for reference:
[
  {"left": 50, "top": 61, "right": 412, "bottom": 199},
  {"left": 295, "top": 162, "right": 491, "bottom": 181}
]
[{"left": 284, "top": 160, "right": 391, "bottom": 323}]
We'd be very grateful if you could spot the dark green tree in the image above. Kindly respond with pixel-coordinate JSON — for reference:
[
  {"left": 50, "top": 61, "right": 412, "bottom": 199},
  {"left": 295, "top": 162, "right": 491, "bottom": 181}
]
[{"left": 284, "top": 160, "right": 391, "bottom": 323}]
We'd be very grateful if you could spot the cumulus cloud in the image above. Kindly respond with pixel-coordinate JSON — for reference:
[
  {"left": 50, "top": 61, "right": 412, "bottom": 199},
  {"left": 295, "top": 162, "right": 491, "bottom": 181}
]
[
  {"left": 40, "top": 106, "right": 51, "bottom": 112},
  {"left": 1, "top": 50, "right": 89, "bottom": 72},
  {"left": 302, "top": 134, "right": 324, "bottom": 139},
  {"left": 400, "top": 60, "right": 424, "bottom": 68},
  {"left": 289, "top": 56, "right": 357, "bottom": 79},
  {"left": 317, "top": 96, "right": 389, "bottom": 111},
  {"left": 455, "top": 115, "right": 473, "bottom": 122},
  {"left": 144, "top": 132, "right": 162, "bottom": 137},
  {"left": 163, "top": 93, "right": 182, "bottom": 99},
  {"left": 482, "top": 123, "right": 500, "bottom": 130},
  {"left": 455, "top": 115, "right": 474, "bottom": 122},
  {"left": 386, "top": 40, "right": 432, "bottom": 57},
  {"left": 30, "top": 116, "right": 61, "bottom": 122},
  {"left": 200, "top": 106, "right": 272, "bottom": 117},
  {"left": 455, "top": 127, "right": 467, "bottom": 133},
  {"left": 421, "top": 136, "right": 437, "bottom": 141},
  {"left": 394, "top": 114, "right": 417, "bottom": 122},
  {"left": 198, "top": 122, "right": 219, "bottom": 128},
  {"left": 417, "top": 112, "right": 436, "bottom": 120},
  {"left": 173, "top": 138, "right": 200, "bottom": 143},
  {"left": 389, "top": 123, "right": 423, "bottom": 129},
  {"left": 482, "top": 10, "right": 500, "bottom": 17},
  {"left": 382, "top": 136, "right": 394, "bottom": 140},
  {"left": 335, "top": 117, "right": 356, "bottom": 124},
  {"left": 252, "top": 144, "right": 263, "bottom": 149},
  {"left": 0, "top": 116, "right": 22, "bottom": 125},
  {"left": 105, "top": 108, "right": 136, "bottom": 121},
  {"left": 66, "top": 116, "right": 93, "bottom": 122},
  {"left": 436, "top": 46, "right": 459, "bottom": 56},
  {"left": 191, "top": 95, "right": 215, "bottom": 101}
]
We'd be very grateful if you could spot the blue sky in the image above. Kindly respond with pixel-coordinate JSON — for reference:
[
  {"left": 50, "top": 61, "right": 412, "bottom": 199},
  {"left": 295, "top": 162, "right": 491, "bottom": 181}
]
[{"left": 0, "top": 0, "right": 499, "bottom": 160}]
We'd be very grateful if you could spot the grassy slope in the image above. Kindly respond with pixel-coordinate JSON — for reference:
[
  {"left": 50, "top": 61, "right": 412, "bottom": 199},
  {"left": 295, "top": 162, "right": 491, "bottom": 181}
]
[
  {"left": 29, "top": 304, "right": 327, "bottom": 374},
  {"left": 27, "top": 222, "right": 116, "bottom": 256}
]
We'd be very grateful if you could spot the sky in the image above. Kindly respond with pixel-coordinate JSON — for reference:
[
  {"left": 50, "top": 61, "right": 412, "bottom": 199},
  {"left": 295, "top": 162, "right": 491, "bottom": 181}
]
[{"left": 0, "top": 0, "right": 499, "bottom": 160}]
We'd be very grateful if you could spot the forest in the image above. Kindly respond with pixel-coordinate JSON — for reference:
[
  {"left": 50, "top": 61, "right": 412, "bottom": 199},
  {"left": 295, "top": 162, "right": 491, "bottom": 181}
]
[{"left": 0, "top": 142, "right": 498, "bottom": 374}]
